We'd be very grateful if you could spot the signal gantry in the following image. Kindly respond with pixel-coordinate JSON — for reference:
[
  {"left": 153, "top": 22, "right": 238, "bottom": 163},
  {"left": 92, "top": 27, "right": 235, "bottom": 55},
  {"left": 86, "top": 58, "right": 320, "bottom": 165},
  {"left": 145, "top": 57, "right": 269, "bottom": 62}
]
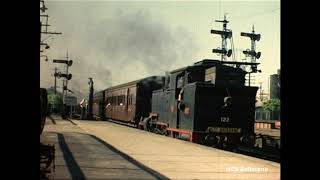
[
  {"left": 241, "top": 25, "right": 262, "bottom": 73},
  {"left": 211, "top": 14, "right": 233, "bottom": 61}
]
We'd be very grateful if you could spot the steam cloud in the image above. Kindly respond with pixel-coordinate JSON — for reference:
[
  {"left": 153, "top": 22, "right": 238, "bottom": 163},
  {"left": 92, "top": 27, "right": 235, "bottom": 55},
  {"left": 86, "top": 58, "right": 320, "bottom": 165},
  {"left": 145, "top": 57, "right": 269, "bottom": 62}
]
[{"left": 40, "top": 3, "right": 199, "bottom": 100}]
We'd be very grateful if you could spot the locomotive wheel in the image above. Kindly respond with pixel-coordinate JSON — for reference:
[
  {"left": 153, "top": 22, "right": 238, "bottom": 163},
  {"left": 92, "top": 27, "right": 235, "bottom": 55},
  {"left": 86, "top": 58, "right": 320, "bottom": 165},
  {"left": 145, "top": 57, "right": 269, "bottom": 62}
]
[
  {"left": 205, "top": 134, "right": 217, "bottom": 147},
  {"left": 142, "top": 118, "right": 151, "bottom": 131}
]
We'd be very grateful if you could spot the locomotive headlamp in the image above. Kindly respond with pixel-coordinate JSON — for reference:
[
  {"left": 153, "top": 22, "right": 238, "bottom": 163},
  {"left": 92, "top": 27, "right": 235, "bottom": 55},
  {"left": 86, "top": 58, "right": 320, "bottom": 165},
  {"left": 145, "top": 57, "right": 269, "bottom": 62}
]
[{"left": 224, "top": 96, "right": 232, "bottom": 106}]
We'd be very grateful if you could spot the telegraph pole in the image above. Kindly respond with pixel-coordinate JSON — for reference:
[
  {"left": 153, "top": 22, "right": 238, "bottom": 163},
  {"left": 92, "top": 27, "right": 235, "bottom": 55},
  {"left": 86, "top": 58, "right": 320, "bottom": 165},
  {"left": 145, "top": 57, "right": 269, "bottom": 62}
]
[
  {"left": 260, "top": 82, "right": 263, "bottom": 101},
  {"left": 88, "top": 78, "right": 94, "bottom": 120},
  {"left": 54, "top": 67, "right": 58, "bottom": 94},
  {"left": 65, "top": 52, "right": 70, "bottom": 103},
  {"left": 40, "top": 1, "right": 61, "bottom": 58}
]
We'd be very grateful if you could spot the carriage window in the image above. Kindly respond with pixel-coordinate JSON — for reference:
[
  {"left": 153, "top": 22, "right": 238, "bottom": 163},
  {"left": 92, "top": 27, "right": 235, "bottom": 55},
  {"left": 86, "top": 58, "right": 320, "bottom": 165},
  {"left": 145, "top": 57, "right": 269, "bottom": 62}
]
[{"left": 117, "top": 95, "right": 125, "bottom": 106}]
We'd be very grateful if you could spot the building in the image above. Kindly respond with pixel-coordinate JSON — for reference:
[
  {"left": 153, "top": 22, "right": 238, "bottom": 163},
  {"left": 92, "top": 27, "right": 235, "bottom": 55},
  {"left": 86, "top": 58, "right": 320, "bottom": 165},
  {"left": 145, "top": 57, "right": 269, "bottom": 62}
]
[
  {"left": 269, "top": 69, "right": 280, "bottom": 99},
  {"left": 65, "top": 95, "right": 78, "bottom": 117}
]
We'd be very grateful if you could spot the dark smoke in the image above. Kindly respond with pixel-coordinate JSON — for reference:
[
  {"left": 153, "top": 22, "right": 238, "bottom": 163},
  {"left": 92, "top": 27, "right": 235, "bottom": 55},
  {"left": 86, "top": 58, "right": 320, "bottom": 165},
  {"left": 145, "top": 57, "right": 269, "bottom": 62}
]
[{"left": 41, "top": 3, "right": 199, "bottom": 101}]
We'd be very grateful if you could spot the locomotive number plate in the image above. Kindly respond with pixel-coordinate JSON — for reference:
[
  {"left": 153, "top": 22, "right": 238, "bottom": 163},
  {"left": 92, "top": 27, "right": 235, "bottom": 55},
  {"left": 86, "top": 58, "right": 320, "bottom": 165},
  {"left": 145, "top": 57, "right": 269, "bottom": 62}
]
[
  {"left": 221, "top": 117, "right": 230, "bottom": 123},
  {"left": 209, "top": 127, "right": 241, "bottom": 133}
]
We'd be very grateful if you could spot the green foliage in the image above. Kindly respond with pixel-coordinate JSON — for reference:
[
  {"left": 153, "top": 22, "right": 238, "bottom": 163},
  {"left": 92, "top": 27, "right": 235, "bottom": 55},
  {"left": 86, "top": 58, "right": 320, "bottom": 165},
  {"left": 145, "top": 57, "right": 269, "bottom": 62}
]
[
  {"left": 263, "top": 98, "right": 280, "bottom": 112},
  {"left": 47, "top": 93, "right": 62, "bottom": 105}
]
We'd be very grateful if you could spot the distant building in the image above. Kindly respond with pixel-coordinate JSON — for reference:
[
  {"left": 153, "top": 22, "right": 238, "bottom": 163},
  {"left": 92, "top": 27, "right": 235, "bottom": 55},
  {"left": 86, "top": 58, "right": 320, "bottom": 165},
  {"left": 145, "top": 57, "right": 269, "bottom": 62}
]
[
  {"left": 270, "top": 69, "right": 280, "bottom": 99},
  {"left": 65, "top": 95, "right": 78, "bottom": 117},
  {"left": 65, "top": 96, "right": 77, "bottom": 106},
  {"left": 46, "top": 87, "right": 63, "bottom": 97}
]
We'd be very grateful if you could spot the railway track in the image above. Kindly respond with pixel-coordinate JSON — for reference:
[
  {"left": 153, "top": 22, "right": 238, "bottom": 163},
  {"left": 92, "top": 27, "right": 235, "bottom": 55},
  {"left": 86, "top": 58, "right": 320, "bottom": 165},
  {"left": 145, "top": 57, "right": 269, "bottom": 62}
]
[
  {"left": 108, "top": 119, "right": 281, "bottom": 162},
  {"left": 236, "top": 146, "right": 280, "bottom": 162}
]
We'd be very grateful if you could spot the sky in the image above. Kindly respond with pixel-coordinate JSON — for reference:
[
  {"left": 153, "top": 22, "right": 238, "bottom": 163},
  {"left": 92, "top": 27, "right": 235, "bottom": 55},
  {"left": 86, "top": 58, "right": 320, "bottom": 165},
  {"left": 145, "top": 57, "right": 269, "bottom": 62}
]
[{"left": 40, "top": 0, "right": 280, "bottom": 100}]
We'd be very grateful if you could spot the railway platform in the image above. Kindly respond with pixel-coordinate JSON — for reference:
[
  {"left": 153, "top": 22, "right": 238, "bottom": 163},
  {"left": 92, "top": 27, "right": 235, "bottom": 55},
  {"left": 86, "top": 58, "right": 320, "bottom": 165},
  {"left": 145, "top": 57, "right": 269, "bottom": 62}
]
[
  {"left": 41, "top": 116, "right": 162, "bottom": 179},
  {"left": 41, "top": 116, "right": 280, "bottom": 179}
]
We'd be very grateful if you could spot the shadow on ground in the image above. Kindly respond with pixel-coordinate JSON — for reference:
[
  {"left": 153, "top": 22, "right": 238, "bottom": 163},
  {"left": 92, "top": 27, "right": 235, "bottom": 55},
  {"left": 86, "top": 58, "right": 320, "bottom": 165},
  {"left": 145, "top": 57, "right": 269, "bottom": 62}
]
[{"left": 41, "top": 131, "right": 169, "bottom": 180}]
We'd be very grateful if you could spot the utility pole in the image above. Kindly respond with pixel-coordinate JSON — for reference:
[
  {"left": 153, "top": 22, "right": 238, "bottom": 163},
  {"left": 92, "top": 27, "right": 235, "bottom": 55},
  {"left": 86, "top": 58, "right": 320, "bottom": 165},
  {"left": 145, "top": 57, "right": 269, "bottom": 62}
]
[
  {"left": 40, "top": 1, "right": 61, "bottom": 58},
  {"left": 260, "top": 82, "right": 263, "bottom": 102},
  {"left": 65, "top": 52, "right": 69, "bottom": 103},
  {"left": 54, "top": 67, "right": 58, "bottom": 94},
  {"left": 88, "top": 78, "right": 94, "bottom": 120}
]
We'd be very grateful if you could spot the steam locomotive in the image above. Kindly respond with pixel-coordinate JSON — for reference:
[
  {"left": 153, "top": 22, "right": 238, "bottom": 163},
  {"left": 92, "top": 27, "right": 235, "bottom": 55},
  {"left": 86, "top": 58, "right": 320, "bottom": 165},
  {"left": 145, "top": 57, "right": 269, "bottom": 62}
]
[{"left": 93, "top": 59, "right": 258, "bottom": 148}]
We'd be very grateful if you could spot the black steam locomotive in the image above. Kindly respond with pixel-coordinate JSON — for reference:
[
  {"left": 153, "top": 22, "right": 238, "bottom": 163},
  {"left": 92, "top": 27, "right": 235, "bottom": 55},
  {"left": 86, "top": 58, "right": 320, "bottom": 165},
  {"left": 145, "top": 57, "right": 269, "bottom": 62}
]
[{"left": 93, "top": 59, "right": 258, "bottom": 148}]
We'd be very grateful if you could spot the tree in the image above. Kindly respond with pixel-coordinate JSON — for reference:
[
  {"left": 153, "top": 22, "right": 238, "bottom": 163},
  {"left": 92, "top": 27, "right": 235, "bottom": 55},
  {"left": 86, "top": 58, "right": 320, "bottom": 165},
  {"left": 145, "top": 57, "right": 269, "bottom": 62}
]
[
  {"left": 263, "top": 98, "right": 280, "bottom": 120},
  {"left": 48, "top": 93, "right": 62, "bottom": 105},
  {"left": 47, "top": 93, "right": 63, "bottom": 113}
]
